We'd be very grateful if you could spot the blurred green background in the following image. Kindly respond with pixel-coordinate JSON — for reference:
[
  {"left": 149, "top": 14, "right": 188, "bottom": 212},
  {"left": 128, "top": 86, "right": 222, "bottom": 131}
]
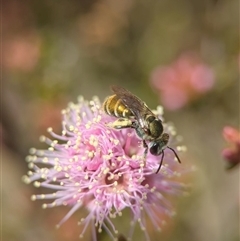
[{"left": 2, "top": 0, "right": 239, "bottom": 241}]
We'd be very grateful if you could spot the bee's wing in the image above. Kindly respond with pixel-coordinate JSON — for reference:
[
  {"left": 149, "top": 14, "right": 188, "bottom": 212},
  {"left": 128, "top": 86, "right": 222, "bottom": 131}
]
[{"left": 111, "top": 85, "right": 154, "bottom": 126}]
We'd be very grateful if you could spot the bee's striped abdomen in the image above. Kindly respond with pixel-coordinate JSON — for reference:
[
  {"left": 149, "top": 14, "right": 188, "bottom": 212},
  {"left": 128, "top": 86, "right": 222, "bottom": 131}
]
[{"left": 103, "top": 95, "right": 133, "bottom": 118}]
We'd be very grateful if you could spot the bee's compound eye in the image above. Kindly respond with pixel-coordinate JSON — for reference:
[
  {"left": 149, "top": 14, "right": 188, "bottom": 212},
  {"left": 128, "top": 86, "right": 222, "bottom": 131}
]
[{"left": 150, "top": 143, "right": 160, "bottom": 156}]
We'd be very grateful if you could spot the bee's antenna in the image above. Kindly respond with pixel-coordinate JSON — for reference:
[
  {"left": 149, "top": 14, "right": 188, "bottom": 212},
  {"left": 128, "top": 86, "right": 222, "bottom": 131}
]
[
  {"left": 156, "top": 151, "right": 164, "bottom": 174},
  {"left": 156, "top": 147, "right": 181, "bottom": 174},
  {"left": 167, "top": 146, "right": 181, "bottom": 163}
]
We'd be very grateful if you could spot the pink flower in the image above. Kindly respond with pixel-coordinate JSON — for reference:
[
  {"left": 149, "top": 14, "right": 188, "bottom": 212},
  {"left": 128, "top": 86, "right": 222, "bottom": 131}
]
[
  {"left": 23, "top": 96, "right": 187, "bottom": 241},
  {"left": 150, "top": 53, "right": 215, "bottom": 110},
  {"left": 222, "top": 126, "right": 240, "bottom": 169}
]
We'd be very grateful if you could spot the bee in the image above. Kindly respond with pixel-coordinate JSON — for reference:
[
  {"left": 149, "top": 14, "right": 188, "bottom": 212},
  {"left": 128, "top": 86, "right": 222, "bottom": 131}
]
[{"left": 103, "top": 85, "right": 181, "bottom": 173}]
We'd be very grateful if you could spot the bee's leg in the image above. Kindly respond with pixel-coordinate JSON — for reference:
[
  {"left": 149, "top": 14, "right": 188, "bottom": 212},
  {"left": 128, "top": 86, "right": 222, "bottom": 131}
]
[
  {"left": 107, "top": 118, "right": 134, "bottom": 129},
  {"left": 156, "top": 151, "right": 164, "bottom": 174},
  {"left": 142, "top": 140, "right": 148, "bottom": 167}
]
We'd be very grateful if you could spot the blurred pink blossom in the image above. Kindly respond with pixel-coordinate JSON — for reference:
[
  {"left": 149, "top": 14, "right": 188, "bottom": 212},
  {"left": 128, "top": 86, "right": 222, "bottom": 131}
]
[
  {"left": 222, "top": 126, "right": 240, "bottom": 169},
  {"left": 3, "top": 33, "right": 41, "bottom": 72},
  {"left": 150, "top": 53, "right": 215, "bottom": 110}
]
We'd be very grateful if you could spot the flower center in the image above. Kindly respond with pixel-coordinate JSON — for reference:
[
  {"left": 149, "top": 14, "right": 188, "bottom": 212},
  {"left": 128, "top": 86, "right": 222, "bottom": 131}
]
[{"left": 105, "top": 171, "right": 124, "bottom": 186}]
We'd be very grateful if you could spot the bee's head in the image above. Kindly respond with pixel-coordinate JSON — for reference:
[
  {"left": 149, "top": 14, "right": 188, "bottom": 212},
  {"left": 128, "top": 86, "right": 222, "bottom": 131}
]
[{"left": 149, "top": 133, "right": 169, "bottom": 156}]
